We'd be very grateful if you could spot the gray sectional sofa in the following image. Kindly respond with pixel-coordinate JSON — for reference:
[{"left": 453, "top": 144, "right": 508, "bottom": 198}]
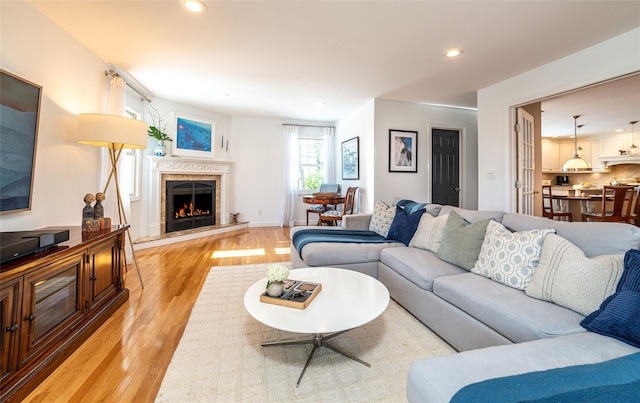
[{"left": 290, "top": 204, "right": 640, "bottom": 402}]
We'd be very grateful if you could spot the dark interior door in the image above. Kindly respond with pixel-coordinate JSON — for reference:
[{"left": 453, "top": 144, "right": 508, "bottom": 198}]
[{"left": 432, "top": 129, "right": 460, "bottom": 206}]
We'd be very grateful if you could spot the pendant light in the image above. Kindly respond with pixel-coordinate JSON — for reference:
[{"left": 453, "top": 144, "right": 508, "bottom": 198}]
[
  {"left": 576, "top": 124, "right": 585, "bottom": 156},
  {"left": 628, "top": 120, "right": 639, "bottom": 155},
  {"left": 562, "top": 115, "right": 591, "bottom": 172}
]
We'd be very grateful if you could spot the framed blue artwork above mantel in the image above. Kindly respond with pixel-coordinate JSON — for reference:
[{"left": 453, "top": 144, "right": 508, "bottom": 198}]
[{"left": 172, "top": 113, "right": 215, "bottom": 159}]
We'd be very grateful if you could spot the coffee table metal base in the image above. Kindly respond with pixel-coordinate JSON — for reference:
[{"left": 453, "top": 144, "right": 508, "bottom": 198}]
[{"left": 262, "top": 331, "right": 370, "bottom": 387}]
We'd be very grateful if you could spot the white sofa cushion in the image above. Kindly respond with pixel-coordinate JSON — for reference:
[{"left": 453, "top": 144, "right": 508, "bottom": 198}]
[{"left": 433, "top": 272, "right": 585, "bottom": 343}]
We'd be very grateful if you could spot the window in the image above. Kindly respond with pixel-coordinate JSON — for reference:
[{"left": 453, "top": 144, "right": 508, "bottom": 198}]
[
  {"left": 124, "top": 108, "right": 142, "bottom": 201},
  {"left": 297, "top": 127, "right": 328, "bottom": 191}
]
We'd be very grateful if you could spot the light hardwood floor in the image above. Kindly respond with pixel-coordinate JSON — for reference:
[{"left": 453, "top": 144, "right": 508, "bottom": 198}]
[{"left": 24, "top": 227, "right": 292, "bottom": 402}]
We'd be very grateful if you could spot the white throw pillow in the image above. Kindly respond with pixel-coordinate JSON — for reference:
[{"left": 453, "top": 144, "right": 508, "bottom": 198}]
[
  {"left": 525, "top": 233, "right": 624, "bottom": 316},
  {"left": 471, "top": 220, "right": 555, "bottom": 290},
  {"left": 369, "top": 200, "right": 396, "bottom": 237},
  {"left": 409, "top": 214, "right": 449, "bottom": 253}
]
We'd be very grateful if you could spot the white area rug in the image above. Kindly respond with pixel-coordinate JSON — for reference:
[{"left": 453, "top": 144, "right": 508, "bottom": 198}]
[{"left": 156, "top": 263, "right": 455, "bottom": 402}]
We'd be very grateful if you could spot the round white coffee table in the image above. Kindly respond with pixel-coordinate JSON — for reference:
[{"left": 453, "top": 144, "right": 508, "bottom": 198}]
[{"left": 244, "top": 267, "right": 390, "bottom": 386}]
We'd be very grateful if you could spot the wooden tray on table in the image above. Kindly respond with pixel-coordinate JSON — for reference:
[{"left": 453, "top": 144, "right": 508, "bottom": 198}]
[{"left": 260, "top": 280, "right": 322, "bottom": 309}]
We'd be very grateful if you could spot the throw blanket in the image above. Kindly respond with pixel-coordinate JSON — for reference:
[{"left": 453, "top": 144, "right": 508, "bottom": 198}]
[
  {"left": 451, "top": 352, "right": 640, "bottom": 403},
  {"left": 292, "top": 229, "right": 398, "bottom": 257}
]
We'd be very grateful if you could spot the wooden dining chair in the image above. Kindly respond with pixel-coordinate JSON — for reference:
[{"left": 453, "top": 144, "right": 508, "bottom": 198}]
[
  {"left": 627, "top": 186, "right": 640, "bottom": 226},
  {"left": 581, "top": 185, "right": 634, "bottom": 223},
  {"left": 319, "top": 187, "right": 357, "bottom": 226},
  {"left": 306, "top": 183, "right": 340, "bottom": 225},
  {"left": 541, "top": 185, "right": 572, "bottom": 221}
]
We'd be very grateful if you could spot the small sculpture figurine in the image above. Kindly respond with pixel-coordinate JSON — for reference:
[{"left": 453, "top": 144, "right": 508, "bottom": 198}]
[
  {"left": 83, "top": 193, "right": 95, "bottom": 219},
  {"left": 93, "top": 192, "right": 105, "bottom": 219},
  {"left": 231, "top": 212, "right": 240, "bottom": 224}
]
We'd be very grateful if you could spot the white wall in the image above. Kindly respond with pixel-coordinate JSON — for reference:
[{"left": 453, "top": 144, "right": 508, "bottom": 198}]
[
  {"left": 335, "top": 100, "right": 375, "bottom": 213},
  {"left": 230, "top": 117, "right": 334, "bottom": 227},
  {"left": 1, "top": 1, "right": 107, "bottom": 231},
  {"left": 373, "top": 99, "right": 479, "bottom": 209},
  {"left": 477, "top": 28, "right": 640, "bottom": 211}
]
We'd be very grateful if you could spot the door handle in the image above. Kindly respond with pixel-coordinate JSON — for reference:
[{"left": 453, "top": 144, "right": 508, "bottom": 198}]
[{"left": 454, "top": 187, "right": 460, "bottom": 191}]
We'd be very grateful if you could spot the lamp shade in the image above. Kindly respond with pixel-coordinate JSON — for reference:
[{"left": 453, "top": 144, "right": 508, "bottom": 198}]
[
  {"left": 77, "top": 113, "right": 148, "bottom": 149},
  {"left": 561, "top": 114, "right": 591, "bottom": 172},
  {"left": 562, "top": 156, "right": 591, "bottom": 171}
]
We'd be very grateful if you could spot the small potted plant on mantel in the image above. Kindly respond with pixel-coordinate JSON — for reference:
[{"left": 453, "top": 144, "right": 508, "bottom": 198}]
[{"left": 147, "top": 105, "right": 172, "bottom": 157}]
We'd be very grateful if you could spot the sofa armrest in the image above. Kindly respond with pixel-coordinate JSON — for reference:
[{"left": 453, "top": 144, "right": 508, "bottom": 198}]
[{"left": 342, "top": 214, "right": 372, "bottom": 230}]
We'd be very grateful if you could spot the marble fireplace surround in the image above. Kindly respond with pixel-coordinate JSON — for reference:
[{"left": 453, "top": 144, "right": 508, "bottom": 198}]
[{"left": 145, "top": 156, "right": 233, "bottom": 239}]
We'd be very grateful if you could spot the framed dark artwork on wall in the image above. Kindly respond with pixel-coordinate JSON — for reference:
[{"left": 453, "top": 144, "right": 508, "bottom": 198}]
[
  {"left": 0, "top": 70, "right": 42, "bottom": 213},
  {"left": 172, "top": 113, "right": 215, "bottom": 158},
  {"left": 389, "top": 129, "right": 417, "bottom": 172},
  {"left": 341, "top": 136, "right": 359, "bottom": 180}
]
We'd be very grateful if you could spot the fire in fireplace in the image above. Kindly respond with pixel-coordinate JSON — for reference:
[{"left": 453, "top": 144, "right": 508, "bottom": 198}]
[
  {"left": 174, "top": 200, "right": 210, "bottom": 219},
  {"left": 166, "top": 180, "right": 216, "bottom": 233}
]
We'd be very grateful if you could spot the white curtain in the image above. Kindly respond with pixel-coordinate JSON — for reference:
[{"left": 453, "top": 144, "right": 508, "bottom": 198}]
[
  {"left": 101, "top": 75, "right": 134, "bottom": 262},
  {"left": 279, "top": 125, "right": 299, "bottom": 227},
  {"left": 323, "top": 126, "right": 335, "bottom": 183}
]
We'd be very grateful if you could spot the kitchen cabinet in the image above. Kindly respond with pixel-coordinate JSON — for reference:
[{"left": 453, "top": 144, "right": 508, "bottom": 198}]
[
  {"left": 0, "top": 226, "right": 128, "bottom": 402},
  {"left": 542, "top": 139, "right": 600, "bottom": 172},
  {"left": 602, "top": 136, "right": 627, "bottom": 156},
  {"left": 541, "top": 140, "right": 560, "bottom": 171},
  {"left": 559, "top": 141, "right": 576, "bottom": 166},
  {"left": 589, "top": 140, "right": 603, "bottom": 169}
]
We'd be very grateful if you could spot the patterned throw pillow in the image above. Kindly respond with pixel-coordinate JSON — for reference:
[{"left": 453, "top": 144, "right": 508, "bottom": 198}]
[
  {"left": 409, "top": 214, "right": 449, "bottom": 253},
  {"left": 369, "top": 200, "right": 396, "bottom": 237},
  {"left": 526, "top": 234, "right": 624, "bottom": 316},
  {"left": 436, "top": 211, "right": 492, "bottom": 271},
  {"left": 472, "top": 221, "right": 555, "bottom": 290}
]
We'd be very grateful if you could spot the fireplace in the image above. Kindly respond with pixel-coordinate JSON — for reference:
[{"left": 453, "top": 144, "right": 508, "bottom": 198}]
[
  {"left": 165, "top": 180, "right": 216, "bottom": 233},
  {"left": 143, "top": 157, "right": 232, "bottom": 239}
]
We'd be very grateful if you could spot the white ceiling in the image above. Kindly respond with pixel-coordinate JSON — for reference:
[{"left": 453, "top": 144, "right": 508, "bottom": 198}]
[
  {"left": 540, "top": 74, "right": 640, "bottom": 138},
  {"left": 29, "top": 0, "right": 640, "bottom": 126}
]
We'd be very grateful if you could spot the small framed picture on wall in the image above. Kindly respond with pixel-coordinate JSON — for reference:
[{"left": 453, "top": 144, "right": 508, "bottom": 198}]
[
  {"left": 389, "top": 129, "right": 417, "bottom": 172},
  {"left": 341, "top": 136, "right": 359, "bottom": 180}
]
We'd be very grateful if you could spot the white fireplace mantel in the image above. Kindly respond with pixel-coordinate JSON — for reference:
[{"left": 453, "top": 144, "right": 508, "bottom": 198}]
[{"left": 145, "top": 156, "right": 234, "bottom": 238}]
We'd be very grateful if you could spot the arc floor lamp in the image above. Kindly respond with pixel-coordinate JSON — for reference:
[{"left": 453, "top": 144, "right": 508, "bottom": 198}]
[{"left": 77, "top": 113, "right": 148, "bottom": 288}]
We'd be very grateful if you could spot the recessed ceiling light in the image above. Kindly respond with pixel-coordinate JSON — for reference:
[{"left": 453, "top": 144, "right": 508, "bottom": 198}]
[
  {"left": 445, "top": 48, "right": 463, "bottom": 58},
  {"left": 182, "top": 0, "right": 207, "bottom": 13},
  {"left": 615, "top": 128, "right": 625, "bottom": 132}
]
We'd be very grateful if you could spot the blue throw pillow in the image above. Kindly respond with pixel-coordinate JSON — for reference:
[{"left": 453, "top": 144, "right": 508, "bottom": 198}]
[
  {"left": 581, "top": 249, "right": 640, "bottom": 347},
  {"left": 395, "top": 199, "right": 427, "bottom": 215},
  {"left": 386, "top": 207, "right": 425, "bottom": 246}
]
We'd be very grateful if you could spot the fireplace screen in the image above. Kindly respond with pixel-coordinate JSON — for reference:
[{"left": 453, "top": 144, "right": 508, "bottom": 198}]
[{"left": 166, "top": 180, "right": 216, "bottom": 233}]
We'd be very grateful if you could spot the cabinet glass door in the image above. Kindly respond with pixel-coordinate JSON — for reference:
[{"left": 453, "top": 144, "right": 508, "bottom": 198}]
[
  {"left": 21, "top": 255, "right": 84, "bottom": 365},
  {"left": 33, "top": 266, "right": 78, "bottom": 340}
]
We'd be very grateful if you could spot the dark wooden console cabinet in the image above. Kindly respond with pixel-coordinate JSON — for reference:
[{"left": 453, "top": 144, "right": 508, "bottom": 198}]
[{"left": 0, "top": 226, "right": 129, "bottom": 402}]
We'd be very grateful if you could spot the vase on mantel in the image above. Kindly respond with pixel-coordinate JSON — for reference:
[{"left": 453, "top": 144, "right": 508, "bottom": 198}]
[
  {"left": 154, "top": 140, "right": 168, "bottom": 157},
  {"left": 266, "top": 282, "right": 284, "bottom": 297}
]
